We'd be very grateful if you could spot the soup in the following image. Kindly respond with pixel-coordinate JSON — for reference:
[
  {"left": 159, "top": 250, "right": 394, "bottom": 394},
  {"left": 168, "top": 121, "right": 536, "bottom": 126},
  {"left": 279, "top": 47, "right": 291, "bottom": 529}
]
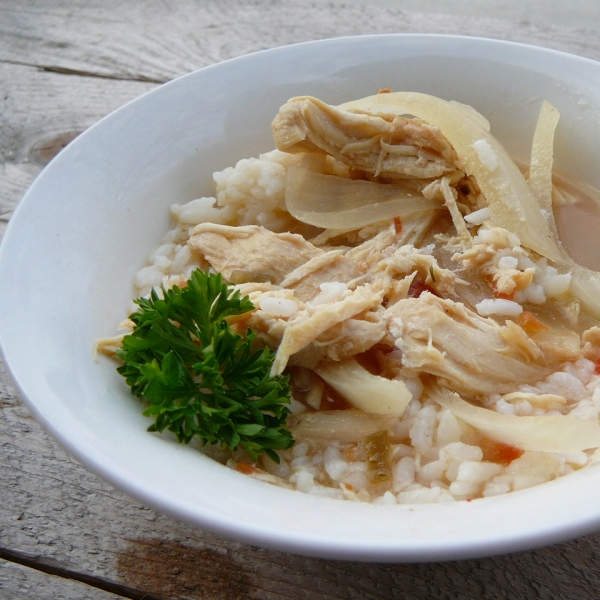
[{"left": 99, "top": 91, "right": 600, "bottom": 504}]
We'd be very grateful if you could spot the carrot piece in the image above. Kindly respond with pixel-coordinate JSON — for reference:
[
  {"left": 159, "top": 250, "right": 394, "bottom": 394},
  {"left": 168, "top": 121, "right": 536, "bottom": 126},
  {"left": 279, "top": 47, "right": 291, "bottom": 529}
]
[{"left": 517, "top": 311, "right": 551, "bottom": 335}]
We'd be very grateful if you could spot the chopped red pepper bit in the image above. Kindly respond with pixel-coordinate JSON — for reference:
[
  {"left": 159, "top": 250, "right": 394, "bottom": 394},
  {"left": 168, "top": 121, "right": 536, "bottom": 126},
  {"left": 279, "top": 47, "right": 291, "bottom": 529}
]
[
  {"left": 484, "top": 441, "right": 523, "bottom": 465},
  {"left": 517, "top": 311, "right": 551, "bottom": 335},
  {"left": 394, "top": 217, "right": 403, "bottom": 234},
  {"left": 493, "top": 283, "right": 515, "bottom": 301},
  {"left": 236, "top": 462, "right": 259, "bottom": 475},
  {"left": 495, "top": 290, "right": 515, "bottom": 300}
]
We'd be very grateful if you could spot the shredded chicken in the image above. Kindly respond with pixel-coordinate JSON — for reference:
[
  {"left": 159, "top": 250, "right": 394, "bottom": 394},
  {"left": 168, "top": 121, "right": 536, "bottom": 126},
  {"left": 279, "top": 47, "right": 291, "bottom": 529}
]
[
  {"left": 387, "top": 293, "right": 553, "bottom": 395},
  {"left": 271, "top": 284, "right": 383, "bottom": 375},
  {"left": 109, "top": 90, "right": 600, "bottom": 505},
  {"left": 272, "top": 96, "right": 460, "bottom": 180},
  {"left": 188, "top": 223, "right": 322, "bottom": 283},
  {"left": 284, "top": 251, "right": 362, "bottom": 302}
]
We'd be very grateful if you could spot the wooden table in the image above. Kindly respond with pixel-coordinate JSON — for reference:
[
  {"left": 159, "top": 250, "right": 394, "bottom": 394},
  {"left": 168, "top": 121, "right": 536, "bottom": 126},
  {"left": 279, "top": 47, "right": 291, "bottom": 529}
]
[{"left": 3, "top": 2, "right": 600, "bottom": 598}]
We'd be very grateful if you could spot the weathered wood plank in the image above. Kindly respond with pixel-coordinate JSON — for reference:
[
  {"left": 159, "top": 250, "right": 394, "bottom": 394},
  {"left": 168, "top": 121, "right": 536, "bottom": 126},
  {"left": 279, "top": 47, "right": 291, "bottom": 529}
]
[
  {"left": 3, "top": 0, "right": 600, "bottom": 223},
  {"left": 2, "top": 357, "right": 600, "bottom": 599},
  {"left": 2, "top": 0, "right": 600, "bottom": 85},
  {"left": 0, "top": 558, "right": 127, "bottom": 600},
  {"left": 0, "top": 61, "right": 156, "bottom": 226},
  {"left": 3, "top": 1, "right": 600, "bottom": 598}
]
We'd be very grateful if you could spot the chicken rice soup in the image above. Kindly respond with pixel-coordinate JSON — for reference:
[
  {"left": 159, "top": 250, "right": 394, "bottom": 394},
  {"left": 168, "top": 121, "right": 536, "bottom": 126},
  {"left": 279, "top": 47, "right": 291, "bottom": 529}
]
[{"left": 99, "top": 91, "right": 600, "bottom": 504}]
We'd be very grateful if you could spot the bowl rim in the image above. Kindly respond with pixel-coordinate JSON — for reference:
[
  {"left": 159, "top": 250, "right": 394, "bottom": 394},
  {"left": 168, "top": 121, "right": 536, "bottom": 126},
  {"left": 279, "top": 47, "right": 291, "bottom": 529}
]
[{"left": 3, "top": 32, "right": 600, "bottom": 562}]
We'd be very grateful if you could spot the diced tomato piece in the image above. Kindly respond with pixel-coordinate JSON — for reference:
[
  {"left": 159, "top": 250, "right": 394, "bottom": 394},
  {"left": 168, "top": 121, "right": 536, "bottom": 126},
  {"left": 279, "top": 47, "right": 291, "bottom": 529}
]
[
  {"left": 485, "top": 441, "right": 523, "bottom": 465},
  {"left": 517, "top": 311, "right": 550, "bottom": 335},
  {"left": 490, "top": 276, "right": 516, "bottom": 300},
  {"left": 495, "top": 290, "right": 515, "bottom": 300},
  {"left": 236, "top": 462, "right": 258, "bottom": 475}
]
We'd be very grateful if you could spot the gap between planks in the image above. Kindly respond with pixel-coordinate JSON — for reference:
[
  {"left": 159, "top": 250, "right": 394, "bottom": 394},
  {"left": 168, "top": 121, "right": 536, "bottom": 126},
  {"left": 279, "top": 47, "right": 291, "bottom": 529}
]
[
  {"left": 0, "top": 547, "right": 165, "bottom": 600},
  {"left": 0, "top": 57, "right": 169, "bottom": 84}
]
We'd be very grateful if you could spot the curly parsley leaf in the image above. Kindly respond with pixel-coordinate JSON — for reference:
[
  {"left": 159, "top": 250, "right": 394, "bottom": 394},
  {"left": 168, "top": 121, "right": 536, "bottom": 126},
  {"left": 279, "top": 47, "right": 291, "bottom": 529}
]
[{"left": 116, "top": 269, "right": 294, "bottom": 462}]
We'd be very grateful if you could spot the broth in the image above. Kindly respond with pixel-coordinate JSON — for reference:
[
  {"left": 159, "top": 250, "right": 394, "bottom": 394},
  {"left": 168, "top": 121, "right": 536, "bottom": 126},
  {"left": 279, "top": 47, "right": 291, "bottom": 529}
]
[{"left": 554, "top": 176, "right": 600, "bottom": 271}]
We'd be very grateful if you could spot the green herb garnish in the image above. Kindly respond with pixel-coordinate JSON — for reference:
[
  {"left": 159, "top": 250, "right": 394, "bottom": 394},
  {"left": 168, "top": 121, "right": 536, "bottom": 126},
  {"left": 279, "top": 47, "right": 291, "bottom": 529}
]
[{"left": 116, "top": 269, "right": 294, "bottom": 462}]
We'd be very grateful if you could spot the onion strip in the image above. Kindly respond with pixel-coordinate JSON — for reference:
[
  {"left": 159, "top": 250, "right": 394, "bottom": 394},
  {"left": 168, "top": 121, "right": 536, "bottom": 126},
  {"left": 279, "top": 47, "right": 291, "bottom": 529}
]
[
  {"left": 430, "top": 384, "right": 600, "bottom": 452},
  {"left": 529, "top": 100, "right": 560, "bottom": 213},
  {"left": 285, "top": 166, "right": 442, "bottom": 229},
  {"left": 342, "top": 93, "right": 600, "bottom": 319},
  {"left": 315, "top": 358, "right": 411, "bottom": 415},
  {"left": 341, "top": 92, "right": 567, "bottom": 264},
  {"left": 290, "top": 410, "right": 399, "bottom": 443}
]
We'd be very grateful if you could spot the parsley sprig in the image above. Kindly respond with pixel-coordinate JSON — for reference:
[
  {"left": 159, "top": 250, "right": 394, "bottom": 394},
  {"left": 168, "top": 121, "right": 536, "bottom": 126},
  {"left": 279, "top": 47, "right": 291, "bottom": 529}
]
[{"left": 116, "top": 269, "right": 294, "bottom": 462}]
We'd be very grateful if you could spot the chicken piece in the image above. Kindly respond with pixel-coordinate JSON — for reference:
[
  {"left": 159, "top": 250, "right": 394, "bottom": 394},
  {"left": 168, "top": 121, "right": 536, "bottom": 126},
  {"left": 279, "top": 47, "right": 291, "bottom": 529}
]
[
  {"left": 292, "top": 258, "right": 361, "bottom": 302},
  {"left": 345, "top": 228, "right": 457, "bottom": 301},
  {"left": 530, "top": 329, "right": 581, "bottom": 365},
  {"left": 422, "top": 175, "right": 472, "bottom": 241},
  {"left": 95, "top": 334, "right": 126, "bottom": 358},
  {"left": 309, "top": 209, "right": 438, "bottom": 250},
  {"left": 388, "top": 293, "right": 553, "bottom": 395},
  {"left": 501, "top": 392, "right": 567, "bottom": 409},
  {"left": 492, "top": 268, "right": 535, "bottom": 297},
  {"left": 271, "top": 284, "right": 383, "bottom": 375},
  {"left": 188, "top": 223, "right": 322, "bottom": 284},
  {"left": 279, "top": 249, "right": 362, "bottom": 302},
  {"left": 379, "top": 244, "right": 457, "bottom": 297},
  {"left": 432, "top": 240, "right": 492, "bottom": 311},
  {"left": 272, "top": 96, "right": 459, "bottom": 180},
  {"left": 246, "top": 310, "right": 289, "bottom": 352},
  {"left": 452, "top": 226, "right": 522, "bottom": 269},
  {"left": 238, "top": 283, "right": 385, "bottom": 370},
  {"left": 314, "top": 316, "right": 387, "bottom": 361},
  {"left": 394, "top": 210, "right": 440, "bottom": 248},
  {"left": 345, "top": 227, "right": 409, "bottom": 280}
]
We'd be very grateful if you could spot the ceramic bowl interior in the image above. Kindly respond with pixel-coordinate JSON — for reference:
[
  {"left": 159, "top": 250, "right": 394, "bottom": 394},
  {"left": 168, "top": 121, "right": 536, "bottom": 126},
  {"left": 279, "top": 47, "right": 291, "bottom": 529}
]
[{"left": 2, "top": 34, "right": 600, "bottom": 562}]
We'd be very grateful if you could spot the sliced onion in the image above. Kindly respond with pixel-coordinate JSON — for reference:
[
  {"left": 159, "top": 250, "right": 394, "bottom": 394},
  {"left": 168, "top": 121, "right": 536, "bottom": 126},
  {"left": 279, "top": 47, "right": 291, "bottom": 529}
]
[
  {"left": 285, "top": 165, "right": 442, "bottom": 229},
  {"left": 430, "top": 384, "right": 600, "bottom": 452},
  {"left": 341, "top": 92, "right": 566, "bottom": 264},
  {"left": 342, "top": 93, "right": 600, "bottom": 319},
  {"left": 314, "top": 358, "right": 411, "bottom": 415},
  {"left": 569, "top": 265, "right": 600, "bottom": 319},
  {"left": 529, "top": 100, "right": 560, "bottom": 212},
  {"left": 449, "top": 100, "right": 491, "bottom": 131},
  {"left": 290, "top": 409, "right": 398, "bottom": 443}
]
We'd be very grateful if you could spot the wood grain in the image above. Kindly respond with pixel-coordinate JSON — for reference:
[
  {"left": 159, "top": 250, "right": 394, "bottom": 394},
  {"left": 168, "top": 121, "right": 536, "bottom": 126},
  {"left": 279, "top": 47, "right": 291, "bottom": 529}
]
[
  {"left": 3, "top": 1, "right": 600, "bottom": 598},
  {"left": 3, "top": 0, "right": 600, "bottom": 221},
  {"left": 0, "top": 61, "right": 155, "bottom": 228},
  {"left": 2, "top": 0, "right": 600, "bottom": 84},
  {"left": 0, "top": 559, "right": 125, "bottom": 600}
]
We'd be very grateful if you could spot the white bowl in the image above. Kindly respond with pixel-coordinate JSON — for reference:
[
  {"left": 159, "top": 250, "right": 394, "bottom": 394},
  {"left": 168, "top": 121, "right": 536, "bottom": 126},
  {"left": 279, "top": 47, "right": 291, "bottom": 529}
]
[{"left": 2, "top": 34, "right": 600, "bottom": 562}]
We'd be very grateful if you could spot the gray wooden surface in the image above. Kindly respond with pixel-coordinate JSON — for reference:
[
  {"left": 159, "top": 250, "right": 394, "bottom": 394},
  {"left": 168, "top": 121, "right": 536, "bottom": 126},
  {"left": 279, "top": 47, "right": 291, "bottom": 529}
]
[{"left": 3, "top": 1, "right": 600, "bottom": 598}]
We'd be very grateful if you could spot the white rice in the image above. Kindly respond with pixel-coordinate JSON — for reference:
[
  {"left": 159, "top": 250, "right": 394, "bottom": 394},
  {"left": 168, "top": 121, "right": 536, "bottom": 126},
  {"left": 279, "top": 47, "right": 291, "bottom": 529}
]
[
  {"left": 475, "top": 298, "right": 523, "bottom": 317},
  {"left": 127, "top": 151, "right": 600, "bottom": 505}
]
